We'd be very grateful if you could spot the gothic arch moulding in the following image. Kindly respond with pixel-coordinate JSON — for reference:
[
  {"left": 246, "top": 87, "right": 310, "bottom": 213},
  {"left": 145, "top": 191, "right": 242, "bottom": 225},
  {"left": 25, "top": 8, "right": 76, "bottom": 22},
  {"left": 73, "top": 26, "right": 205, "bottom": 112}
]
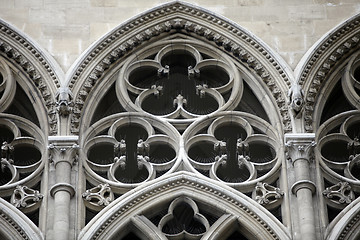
[
  {"left": 0, "top": 18, "right": 63, "bottom": 135},
  {"left": 78, "top": 171, "right": 290, "bottom": 240},
  {"left": 67, "top": 0, "right": 294, "bottom": 134},
  {"left": 295, "top": 13, "right": 360, "bottom": 132},
  {"left": 0, "top": 198, "right": 43, "bottom": 240}
]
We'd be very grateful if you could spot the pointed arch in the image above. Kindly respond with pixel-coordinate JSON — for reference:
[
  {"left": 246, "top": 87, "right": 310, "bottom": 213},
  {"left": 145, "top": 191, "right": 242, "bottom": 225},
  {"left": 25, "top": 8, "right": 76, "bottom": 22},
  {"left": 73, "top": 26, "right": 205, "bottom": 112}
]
[
  {"left": 0, "top": 198, "right": 43, "bottom": 240},
  {"left": 0, "top": 18, "right": 63, "bottom": 135},
  {"left": 78, "top": 171, "right": 290, "bottom": 240},
  {"left": 326, "top": 197, "right": 360, "bottom": 240},
  {"left": 67, "top": 1, "right": 294, "bottom": 134},
  {"left": 295, "top": 13, "right": 360, "bottom": 132}
]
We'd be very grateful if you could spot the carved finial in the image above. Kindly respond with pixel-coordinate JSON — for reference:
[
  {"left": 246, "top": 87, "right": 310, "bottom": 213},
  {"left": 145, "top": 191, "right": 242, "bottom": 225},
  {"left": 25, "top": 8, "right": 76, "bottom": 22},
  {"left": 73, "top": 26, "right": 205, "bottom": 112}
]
[
  {"left": 114, "top": 140, "right": 126, "bottom": 159},
  {"left": 55, "top": 87, "right": 74, "bottom": 116},
  {"left": 196, "top": 84, "right": 208, "bottom": 98},
  {"left": 188, "top": 66, "right": 200, "bottom": 78},
  {"left": 347, "top": 137, "right": 360, "bottom": 160},
  {"left": 288, "top": 83, "right": 304, "bottom": 116},
  {"left": 151, "top": 85, "right": 163, "bottom": 98},
  {"left": 158, "top": 65, "right": 169, "bottom": 77},
  {"left": 1, "top": 141, "right": 14, "bottom": 172},
  {"left": 214, "top": 141, "right": 227, "bottom": 165},
  {"left": 173, "top": 94, "right": 187, "bottom": 108}
]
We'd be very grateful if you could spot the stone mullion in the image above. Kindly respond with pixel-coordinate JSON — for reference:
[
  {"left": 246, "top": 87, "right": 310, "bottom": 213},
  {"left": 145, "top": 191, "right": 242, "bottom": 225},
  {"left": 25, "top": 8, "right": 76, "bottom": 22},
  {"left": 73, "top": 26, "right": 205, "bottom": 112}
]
[
  {"left": 48, "top": 137, "right": 78, "bottom": 240},
  {"left": 285, "top": 133, "right": 317, "bottom": 240}
]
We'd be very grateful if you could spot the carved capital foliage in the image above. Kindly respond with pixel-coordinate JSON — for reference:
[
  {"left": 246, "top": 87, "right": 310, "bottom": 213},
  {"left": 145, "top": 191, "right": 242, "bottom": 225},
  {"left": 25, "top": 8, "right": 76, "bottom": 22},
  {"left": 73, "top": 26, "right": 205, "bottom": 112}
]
[
  {"left": 82, "top": 183, "right": 114, "bottom": 211},
  {"left": 10, "top": 185, "right": 43, "bottom": 213},
  {"left": 285, "top": 133, "right": 316, "bottom": 163},
  {"left": 253, "top": 182, "right": 284, "bottom": 209},
  {"left": 323, "top": 182, "right": 355, "bottom": 207},
  {"left": 48, "top": 137, "right": 79, "bottom": 166}
]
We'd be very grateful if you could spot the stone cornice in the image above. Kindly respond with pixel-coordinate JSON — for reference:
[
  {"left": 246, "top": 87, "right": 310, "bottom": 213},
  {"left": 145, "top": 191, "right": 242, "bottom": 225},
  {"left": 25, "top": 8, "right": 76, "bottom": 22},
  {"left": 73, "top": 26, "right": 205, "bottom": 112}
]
[
  {"left": 296, "top": 14, "right": 360, "bottom": 132},
  {"left": 0, "top": 20, "right": 62, "bottom": 135},
  {"left": 69, "top": 1, "right": 293, "bottom": 134}
]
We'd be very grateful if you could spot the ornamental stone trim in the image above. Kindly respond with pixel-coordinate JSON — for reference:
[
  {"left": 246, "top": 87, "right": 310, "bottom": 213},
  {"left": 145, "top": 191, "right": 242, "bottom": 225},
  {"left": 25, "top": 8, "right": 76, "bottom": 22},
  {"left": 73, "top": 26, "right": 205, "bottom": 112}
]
[
  {"left": 338, "top": 213, "right": 360, "bottom": 240},
  {"left": 0, "top": 210, "right": 30, "bottom": 240},
  {"left": 90, "top": 178, "right": 281, "bottom": 240},
  {"left": 69, "top": 1, "right": 292, "bottom": 134},
  {"left": 299, "top": 15, "right": 360, "bottom": 132}
]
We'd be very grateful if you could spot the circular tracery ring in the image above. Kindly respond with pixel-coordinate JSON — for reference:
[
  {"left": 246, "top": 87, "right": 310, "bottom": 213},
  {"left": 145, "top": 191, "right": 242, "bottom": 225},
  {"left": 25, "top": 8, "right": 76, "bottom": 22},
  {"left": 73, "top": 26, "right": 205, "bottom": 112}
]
[
  {"left": 116, "top": 41, "right": 242, "bottom": 125},
  {"left": 0, "top": 115, "right": 45, "bottom": 196},
  {"left": 83, "top": 113, "right": 180, "bottom": 193},
  {"left": 183, "top": 112, "right": 281, "bottom": 192}
]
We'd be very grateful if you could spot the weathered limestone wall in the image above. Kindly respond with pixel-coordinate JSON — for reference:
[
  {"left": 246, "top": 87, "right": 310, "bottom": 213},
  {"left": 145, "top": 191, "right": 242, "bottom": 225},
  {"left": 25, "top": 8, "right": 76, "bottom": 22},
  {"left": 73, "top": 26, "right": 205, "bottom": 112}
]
[{"left": 0, "top": 0, "right": 359, "bottom": 74}]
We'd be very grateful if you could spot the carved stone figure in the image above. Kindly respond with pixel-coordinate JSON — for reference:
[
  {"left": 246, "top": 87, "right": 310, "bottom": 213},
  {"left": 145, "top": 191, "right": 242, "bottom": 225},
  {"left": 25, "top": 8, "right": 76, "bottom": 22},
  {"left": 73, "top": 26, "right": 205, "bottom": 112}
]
[
  {"left": 55, "top": 87, "right": 74, "bottom": 116},
  {"left": 288, "top": 83, "right": 304, "bottom": 114}
]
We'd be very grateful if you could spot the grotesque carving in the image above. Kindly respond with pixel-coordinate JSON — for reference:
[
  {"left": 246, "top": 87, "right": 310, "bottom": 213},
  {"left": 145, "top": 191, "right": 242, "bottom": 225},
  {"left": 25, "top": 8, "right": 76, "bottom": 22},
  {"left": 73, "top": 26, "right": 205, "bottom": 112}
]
[
  {"left": 55, "top": 87, "right": 74, "bottom": 116},
  {"left": 288, "top": 83, "right": 304, "bottom": 115}
]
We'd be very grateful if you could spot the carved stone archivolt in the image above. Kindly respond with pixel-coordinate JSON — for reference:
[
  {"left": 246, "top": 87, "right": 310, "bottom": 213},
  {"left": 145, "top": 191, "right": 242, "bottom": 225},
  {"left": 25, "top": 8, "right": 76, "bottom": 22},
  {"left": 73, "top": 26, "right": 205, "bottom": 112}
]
[
  {"left": 0, "top": 20, "right": 60, "bottom": 135},
  {"left": 299, "top": 15, "right": 360, "bottom": 132},
  {"left": 69, "top": 1, "right": 292, "bottom": 134}
]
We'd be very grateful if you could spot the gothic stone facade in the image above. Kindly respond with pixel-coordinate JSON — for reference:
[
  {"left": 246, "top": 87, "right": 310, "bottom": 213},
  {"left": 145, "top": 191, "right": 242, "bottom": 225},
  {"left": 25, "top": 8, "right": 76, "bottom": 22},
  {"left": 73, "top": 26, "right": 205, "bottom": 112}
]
[{"left": 1, "top": 2, "right": 360, "bottom": 240}]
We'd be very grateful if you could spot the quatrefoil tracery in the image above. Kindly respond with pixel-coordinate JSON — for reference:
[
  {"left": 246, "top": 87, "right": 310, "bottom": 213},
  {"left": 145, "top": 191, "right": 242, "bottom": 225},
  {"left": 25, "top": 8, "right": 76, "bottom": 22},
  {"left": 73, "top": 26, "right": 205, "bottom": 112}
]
[
  {"left": 184, "top": 113, "right": 279, "bottom": 189},
  {"left": 84, "top": 115, "right": 179, "bottom": 192},
  {"left": 117, "top": 42, "right": 241, "bottom": 121},
  {"left": 0, "top": 117, "right": 44, "bottom": 197},
  {"left": 319, "top": 114, "right": 360, "bottom": 183}
]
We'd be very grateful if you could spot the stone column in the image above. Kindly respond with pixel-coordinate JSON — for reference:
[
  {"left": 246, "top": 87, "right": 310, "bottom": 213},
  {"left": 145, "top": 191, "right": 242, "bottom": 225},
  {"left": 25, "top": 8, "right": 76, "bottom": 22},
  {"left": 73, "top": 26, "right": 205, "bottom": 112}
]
[
  {"left": 48, "top": 136, "right": 78, "bottom": 240},
  {"left": 285, "top": 133, "right": 316, "bottom": 240}
]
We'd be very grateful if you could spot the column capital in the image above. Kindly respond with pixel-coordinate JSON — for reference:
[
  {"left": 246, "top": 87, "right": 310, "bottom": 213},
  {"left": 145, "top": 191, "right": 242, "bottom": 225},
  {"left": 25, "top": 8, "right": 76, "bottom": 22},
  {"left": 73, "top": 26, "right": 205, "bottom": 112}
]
[
  {"left": 48, "top": 136, "right": 79, "bottom": 166},
  {"left": 285, "top": 133, "right": 316, "bottom": 163}
]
